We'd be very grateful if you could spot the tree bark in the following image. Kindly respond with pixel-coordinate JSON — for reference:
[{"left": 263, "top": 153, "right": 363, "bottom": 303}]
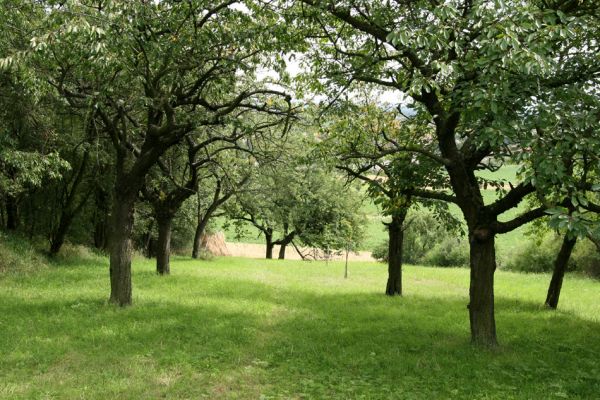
[
  {"left": 385, "top": 212, "right": 406, "bottom": 296},
  {"left": 545, "top": 235, "right": 577, "bottom": 309},
  {"left": 108, "top": 185, "right": 137, "bottom": 306},
  {"left": 468, "top": 229, "right": 498, "bottom": 346},
  {"left": 156, "top": 214, "right": 173, "bottom": 275}
]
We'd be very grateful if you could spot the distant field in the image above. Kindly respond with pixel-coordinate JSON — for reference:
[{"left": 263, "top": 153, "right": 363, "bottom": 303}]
[{"left": 1, "top": 256, "right": 598, "bottom": 399}]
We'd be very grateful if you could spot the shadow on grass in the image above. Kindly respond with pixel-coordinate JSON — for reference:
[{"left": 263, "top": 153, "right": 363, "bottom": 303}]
[{"left": 1, "top": 266, "right": 598, "bottom": 399}]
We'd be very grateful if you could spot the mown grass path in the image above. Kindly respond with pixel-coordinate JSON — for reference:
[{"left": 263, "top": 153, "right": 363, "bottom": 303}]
[{"left": 1, "top": 256, "right": 598, "bottom": 399}]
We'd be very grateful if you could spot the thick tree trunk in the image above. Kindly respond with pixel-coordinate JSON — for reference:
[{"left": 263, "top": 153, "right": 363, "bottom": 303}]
[
  {"left": 468, "top": 230, "right": 497, "bottom": 346},
  {"left": 385, "top": 213, "right": 405, "bottom": 296},
  {"left": 266, "top": 232, "right": 274, "bottom": 259},
  {"left": 108, "top": 188, "right": 136, "bottom": 306},
  {"left": 192, "top": 216, "right": 209, "bottom": 259},
  {"left": 6, "top": 195, "right": 18, "bottom": 230},
  {"left": 545, "top": 235, "right": 577, "bottom": 309},
  {"left": 156, "top": 215, "right": 173, "bottom": 275}
]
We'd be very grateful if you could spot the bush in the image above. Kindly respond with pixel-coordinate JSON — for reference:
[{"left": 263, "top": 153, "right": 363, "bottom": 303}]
[
  {"left": 371, "top": 209, "right": 468, "bottom": 267},
  {"left": 572, "top": 239, "right": 600, "bottom": 279},
  {"left": 423, "top": 237, "right": 469, "bottom": 267},
  {"left": 503, "top": 233, "right": 580, "bottom": 273},
  {"left": 50, "top": 243, "right": 104, "bottom": 266},
  {"left": 371, "top": 241, "right": 388, "bottom": 262}
]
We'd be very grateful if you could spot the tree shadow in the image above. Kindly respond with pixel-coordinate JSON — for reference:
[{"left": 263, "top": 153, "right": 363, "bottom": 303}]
[{"left": 1, "top": 268, "right": 598, "bottom": 399}]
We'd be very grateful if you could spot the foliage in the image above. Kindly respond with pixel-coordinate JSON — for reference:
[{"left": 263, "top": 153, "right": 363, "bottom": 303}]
[
  {"left": 505, "top": 232, "right": 600, "bottom": 277},
  {"left": 371, "top": 209, "right": 467, "bottom": 267}
]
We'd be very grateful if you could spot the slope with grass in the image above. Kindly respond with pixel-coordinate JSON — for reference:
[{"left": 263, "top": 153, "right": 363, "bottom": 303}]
[{"left": 1, "top": 255, "right": 598, "bottom": 399}]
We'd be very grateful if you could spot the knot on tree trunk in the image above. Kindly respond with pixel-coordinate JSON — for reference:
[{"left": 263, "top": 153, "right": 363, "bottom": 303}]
[{"left": 471, "top": 227, "right": 492, "bottom": 243}]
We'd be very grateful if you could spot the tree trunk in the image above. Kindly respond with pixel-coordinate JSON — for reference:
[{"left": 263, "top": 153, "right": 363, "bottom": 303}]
[
  {"left": 49, "top": 213, "right": 73, "bottom": 255},
  {"left": 278, "top": 243, "right": 287, "bottom": 260},
  {"left": 192, "top": 216, "right": 209, "bottom": 259},
  {"left": 265, "top": 232, "right": 274, "bottom": 259},
  {"left": 468, "top": 230, "right": 498, "bottom": 346},
  {"left": 143, "top": 220, "right": 154, "bottom": 259},
  {"left": 93, "top": 188, "right": 109, "bottom": 250},
  {"left": 385, "top": 212, "right": 405, "bottom": 296},
  {"left": 156, "top": 214, "right": 173, "bottom": 275},
  {"left": 6, "top": 195, "right": 18, "bottom": 230},
  {"left": 108, "top": 187, "right": 136, "bottom": 306},
  {"left": 545, "top": 235, "right": 577, "bottom": 309}
]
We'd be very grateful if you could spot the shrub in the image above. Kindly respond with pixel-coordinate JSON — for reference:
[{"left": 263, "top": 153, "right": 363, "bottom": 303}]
[
  {"left": 503, "top": 233, "right": 573, "bottom": 273},
  {"left": 371, "top": 241, "right": 388, "bottom": 262},
  {"left": 371, "top": 209, "right": 468, "bottom": 267},
  {"left": 572, "top": 239, "right": 600, "bottom": 279},
  {"left": 423, "top": 237, "right": 469, "bottom": 267}
]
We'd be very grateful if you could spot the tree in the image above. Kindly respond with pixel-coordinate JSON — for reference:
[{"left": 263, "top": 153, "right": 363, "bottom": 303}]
[
  {"left": 295, "top": 0, "right": 600, "bottom": 345},
  {"left": 321, "top": 98, "right": 452, "bottom": 295},
  {"left": 227, "top": 133, "right": 365, "bottom": 259},
  {"left": 24, "top": 1, "right": 292, "bottom": 305}
]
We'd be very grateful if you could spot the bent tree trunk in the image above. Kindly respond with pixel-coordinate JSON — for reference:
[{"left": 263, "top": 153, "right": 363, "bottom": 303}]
[
  {"left": 109, "top": 187, "right": 137, "bottom": 306},
  {"left": 468, "top": 228, "right": 497, "bottom": 346},
  {"left": 545, "top": 235, "right": 577, "bottom": 309},
  {"left": 156, "top": 214, "right": 173, "bottom": 275},
  {"left": 386, "top": 212, "right": 406, "bottom": 296},
  {"left": 49, "top": 214, "right": 74, "bottom": 255}
]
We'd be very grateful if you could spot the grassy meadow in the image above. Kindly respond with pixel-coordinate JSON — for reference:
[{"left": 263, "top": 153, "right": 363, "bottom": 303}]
[{"left": 1, "top": 254, "right": 598, "bottom": 399}]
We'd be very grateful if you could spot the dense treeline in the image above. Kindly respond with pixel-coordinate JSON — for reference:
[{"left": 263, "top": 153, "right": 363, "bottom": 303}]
[{"left": 1, "top": 0, "right": 599, "bottom": 347}]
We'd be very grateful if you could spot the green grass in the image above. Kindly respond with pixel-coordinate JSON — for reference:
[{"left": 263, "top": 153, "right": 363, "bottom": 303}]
[{"left": 1, "top": 256, "right": 599, "bottom": 399}]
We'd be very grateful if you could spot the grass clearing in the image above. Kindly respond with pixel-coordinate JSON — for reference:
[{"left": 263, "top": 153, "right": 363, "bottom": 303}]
[{"left": 1, "top": 256, "right": 598, "bottom": 399}]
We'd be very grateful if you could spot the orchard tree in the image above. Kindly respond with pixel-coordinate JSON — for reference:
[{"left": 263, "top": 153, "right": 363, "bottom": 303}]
[
  {"left": 322, "top": 98, "right": 453, "bottom": 295},
  {"left": 295, "top": 0, "right": 600, "bottom": 345},
  {"left": 23, "top": 1, "right": 293, "bottom": 305},
  {"left": 227, "top": 136, "right": 365, "bottom": 259}
]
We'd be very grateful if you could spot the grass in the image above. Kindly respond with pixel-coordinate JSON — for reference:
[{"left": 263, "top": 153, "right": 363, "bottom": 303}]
[{"left": 1, "top": 255, "right": 599, "bottom": 399}]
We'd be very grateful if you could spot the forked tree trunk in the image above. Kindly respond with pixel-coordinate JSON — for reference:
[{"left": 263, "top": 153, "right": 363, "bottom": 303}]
[
  {"left": 545, "top": 235, "right": 577, "bottom": 309},
  {"left": 108, "top": 187, "right": 137, "bottom": 306},
  {"left": 156, "top": 215, "right": 173, "bottom": 275},
  {"left": 385, "top": 212, "right": 406, "bottom": 296},
  {"left": 468, "top": 230, "right": 497, "bottom": 346}
]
